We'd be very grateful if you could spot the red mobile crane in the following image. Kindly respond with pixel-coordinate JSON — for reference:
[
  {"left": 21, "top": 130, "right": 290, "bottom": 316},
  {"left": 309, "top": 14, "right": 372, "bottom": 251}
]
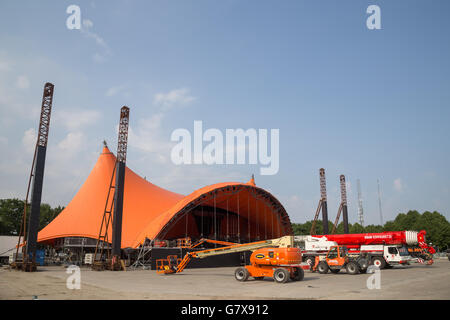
[{"left": 302, "top": 230, "right": 435, "bottom": 268}]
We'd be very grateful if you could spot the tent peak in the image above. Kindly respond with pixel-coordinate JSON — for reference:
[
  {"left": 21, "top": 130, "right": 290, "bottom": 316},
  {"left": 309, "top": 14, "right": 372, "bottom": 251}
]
[
  {"left": 247, "top": 174, "right": 256, "bottom": 186},
  {"left": 101, "top": 145, "right": 113, "bottom": 155}
]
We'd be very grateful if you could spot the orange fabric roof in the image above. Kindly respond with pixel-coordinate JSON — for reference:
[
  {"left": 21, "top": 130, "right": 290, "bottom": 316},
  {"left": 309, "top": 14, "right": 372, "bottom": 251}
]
[{"left": 38, "top": 147, "right": 292, "bottom": 248}]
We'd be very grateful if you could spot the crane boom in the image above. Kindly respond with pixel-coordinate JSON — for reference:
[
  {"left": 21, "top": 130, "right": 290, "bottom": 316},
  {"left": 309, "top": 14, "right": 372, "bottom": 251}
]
[{"left": 176, "top": 236, "right": 294, "bottom": 273}]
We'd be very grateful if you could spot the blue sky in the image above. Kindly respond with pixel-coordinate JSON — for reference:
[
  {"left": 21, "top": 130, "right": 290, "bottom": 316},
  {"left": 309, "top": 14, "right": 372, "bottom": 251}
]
[{"left": 0, "top": 0, "right": 449, "bottom": 225}]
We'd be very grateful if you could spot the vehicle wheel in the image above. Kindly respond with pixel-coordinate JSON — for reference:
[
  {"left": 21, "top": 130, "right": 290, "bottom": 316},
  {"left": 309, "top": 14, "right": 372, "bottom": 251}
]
[
  {"left": 317, "top": 261, "right": 329, "bottom": 274},
  {"left": 330, "top": 268, "right": 340, "bottom": 274},
  {"left": 305, "top": 256, "right": 315, "bottom": 266},
  {"left": 253, "top": 276, "right": 264, "bottom": 280},
  {"left": 235, "top": 267, "right": 249, "bottom": 281},
  {"left": 371, "top": 257, "right": 386, "bottom": 269},
  {"left": 292, "top": 267, "right": 304, "bottom": 281},
  {"left": 346, "top": 262, "right": 360, "bottom": 275},
  {"left": 273, "top": 268, "right": 290, "bottom": 283}
]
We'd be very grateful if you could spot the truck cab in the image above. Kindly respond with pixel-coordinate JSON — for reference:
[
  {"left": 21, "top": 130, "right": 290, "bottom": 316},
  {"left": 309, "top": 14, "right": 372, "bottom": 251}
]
[
  {"left": 382, "top": 245, "right": 410, "bottom": 267},
  {"left": 360, "top": 244, "right": 410, "bottom": 268}
]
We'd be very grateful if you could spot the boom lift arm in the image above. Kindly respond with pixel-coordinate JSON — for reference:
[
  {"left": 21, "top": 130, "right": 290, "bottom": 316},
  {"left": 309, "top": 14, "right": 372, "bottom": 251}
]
[
  {"left": 175, "top": 236, "right": 294, "bottom": 273},
  {"left": 190, "top": 238, "right": 237, "bottom": 249}
]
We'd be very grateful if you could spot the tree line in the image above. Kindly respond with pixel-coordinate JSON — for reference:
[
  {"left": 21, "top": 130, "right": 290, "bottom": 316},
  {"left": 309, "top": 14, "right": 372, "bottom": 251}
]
[
  {"left": 292, "top": 210, "right": 450, "bottom": 251},
  {"left": 0, "top": 198, "right": 64, "bottom": 236}
]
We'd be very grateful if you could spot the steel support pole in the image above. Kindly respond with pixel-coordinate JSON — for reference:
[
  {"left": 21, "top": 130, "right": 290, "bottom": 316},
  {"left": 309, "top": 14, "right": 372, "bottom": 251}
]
[
  {"left": 111, "top": 106, "right": 129, "bottom": 259},
  {"left": 340, "top": 175, "right": 349, "bottom": 234},
  {"left": 25, "top": 83, "right": 54, "bottom": 264},
  {"left": 112, "top": 161, "right": 125, "bottom": 256},
  {"left": 26, "top": 145, "right": 47, "bottom": 260}
]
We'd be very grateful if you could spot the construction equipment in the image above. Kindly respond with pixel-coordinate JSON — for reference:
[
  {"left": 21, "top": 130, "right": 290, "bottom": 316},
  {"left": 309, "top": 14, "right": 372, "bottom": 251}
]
[
  {"left": 190, "top": 238, "right": 237, "bottom": 249},
  {"left": 311, "top": 245, "right": 369, "bottom": 275},
  {"left": 303, "top": 230, "right": 435, "bottom": 268},
  {"left": 12, "top": 82, "right": 55, "bottom": 272},
  {"left": 92, "top": 106, "right": 130, "bottom": 271},
  {"left": 156, "top": 236, "right": 307, "bottom": 283}
]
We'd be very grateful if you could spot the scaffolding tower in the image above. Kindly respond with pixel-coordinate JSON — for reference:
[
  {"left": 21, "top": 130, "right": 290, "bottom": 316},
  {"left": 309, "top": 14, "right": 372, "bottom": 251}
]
[{"left": 357, "top": 179, "right": 364, "bottom": 227}]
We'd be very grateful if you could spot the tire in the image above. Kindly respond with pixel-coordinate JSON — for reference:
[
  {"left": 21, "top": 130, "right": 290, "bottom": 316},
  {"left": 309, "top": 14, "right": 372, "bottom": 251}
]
[
  {"left": 305, "top": 256, "right": 315, "bottom": 266},
  {"left": 292, "top": 267, "right": 304, "bottom": 281},
  {"left": 253, "top": 276, "right": 264, "bottom": 280},
  {"left": 273, "top": 268, "right": 290, "bottom": 283},
  {"left": 330, "top": 268, "right": 340, "bottom": 274},
  {"left": 346, "top": 262, "right": 360, "bottom": 275},
  {"left": 371, "top": 257, "right": 386, "bottom": 269},
  {"left": 235, "top": 267, "right": 249, "bottom": 281},
  {"left": 317, "top": 261, "right": 329, "bottom": 274}
]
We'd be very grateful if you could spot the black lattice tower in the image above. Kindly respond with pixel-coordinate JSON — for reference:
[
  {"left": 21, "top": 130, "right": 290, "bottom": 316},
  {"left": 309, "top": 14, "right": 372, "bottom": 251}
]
[
  {"left": 25, "top": 82, "right": 54, "bottom": 264},
  {"left": 340, "top": 175, "right": 349, "bottom": 233},
  {"left": 357, "top": 179, "right": 364, "bottom": 226},
  {"left": 310, "top": 168, "right": 329, "bottom": 235},
  {"left": 319, "top": 168, "right": 329, "bottom": 234},
  {"left": 111, "top": 106, "right": 129, "bottom": 257}
]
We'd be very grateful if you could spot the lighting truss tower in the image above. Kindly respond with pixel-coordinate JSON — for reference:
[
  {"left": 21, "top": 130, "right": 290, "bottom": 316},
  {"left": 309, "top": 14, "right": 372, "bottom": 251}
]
[
  {"left": 111, "top": 106, "right": 130, "bottom": 259},
  {"left": 331, "top": 175, "right": 350, "bottom": 234},
  {"left": 357, "top": 179, "right": 364, "bottom": 227},
  {"left": 377, "top": 179, "right": 384, "bottom": 225},
  {"left": 22, "top": 83, "right": 54, "bottom": 271},
  {"left": 340, "top": 175, "right": 349, "bottom": 233},
  {"left": 93, "top": 107, "right": 130, "bottom": 271},
  {"left": 310, "top": 168, "right": 329, "bottom": 235},
  {"left": 320, "top": 168, "right": 329, "bottom": 234}
]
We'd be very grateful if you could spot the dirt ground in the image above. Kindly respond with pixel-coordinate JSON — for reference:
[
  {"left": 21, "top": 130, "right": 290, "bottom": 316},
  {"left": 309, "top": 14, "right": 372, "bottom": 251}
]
[{"left": 1, "top": 259, "right": 449, "bottom": 300}]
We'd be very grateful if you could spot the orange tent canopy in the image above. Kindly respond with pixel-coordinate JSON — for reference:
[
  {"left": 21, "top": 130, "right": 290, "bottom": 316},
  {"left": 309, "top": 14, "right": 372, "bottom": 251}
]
[{"left": 38, "top": 147, "right": 292, "bottom": 248}]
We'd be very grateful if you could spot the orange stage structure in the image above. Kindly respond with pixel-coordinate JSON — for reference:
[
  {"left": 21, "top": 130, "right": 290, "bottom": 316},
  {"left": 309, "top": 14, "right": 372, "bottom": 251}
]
[{"left": 38, "top": 146, "right": 293, "bottom": 249}]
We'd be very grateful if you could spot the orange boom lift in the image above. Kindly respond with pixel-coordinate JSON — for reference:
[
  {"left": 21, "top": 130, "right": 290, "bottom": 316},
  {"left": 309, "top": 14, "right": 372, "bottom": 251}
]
[{"left": 156, "top": 236, "right": 307, "bottom": 283}]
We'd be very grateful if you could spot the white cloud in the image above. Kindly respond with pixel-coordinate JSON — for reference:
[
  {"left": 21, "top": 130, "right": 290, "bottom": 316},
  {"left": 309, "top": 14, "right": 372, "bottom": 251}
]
[
  {"left": 128, "top": 88, "right": 196, "bottom": 156},
  {"left": 80, "top": 19, "right": 111, "bottom": 63},
  {"left": 16, "top": 75, "right": 30, "bottom": 89},
  {"left": 128, "top": 113, "right": 169, "bottom": 155},
  {"left": 393, "top": 178, "right": 403, "bottom": 192},
  {"left": 22, "top": 128, "right": 36, "bottom": 153},
  {"left": 154, "top": 88, "right": 196, "bottom": 110},
  {"left": 58, "top": 132, "right": 84, "bottom": 152},
  {"left": 106, "top": 84, "right": 127, "bottom": 97},
  {"left": 54, "top": 109, "right": 101, "bottom": 130}
]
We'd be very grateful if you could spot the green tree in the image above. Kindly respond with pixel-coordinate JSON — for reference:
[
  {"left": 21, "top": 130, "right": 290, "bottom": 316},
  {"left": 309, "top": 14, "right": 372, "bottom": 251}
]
[
  {"left": 0, "top": 199, "right": 64, "bottom": 236},
  {"left": 364, "top": 224, "right": 384, "bottom": 233},
  {"left": 349, "top": 223, "right": 365, "bottom": 234},
  {"left": 0, "top": 198, "right": 26, "bottom": 235}
]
